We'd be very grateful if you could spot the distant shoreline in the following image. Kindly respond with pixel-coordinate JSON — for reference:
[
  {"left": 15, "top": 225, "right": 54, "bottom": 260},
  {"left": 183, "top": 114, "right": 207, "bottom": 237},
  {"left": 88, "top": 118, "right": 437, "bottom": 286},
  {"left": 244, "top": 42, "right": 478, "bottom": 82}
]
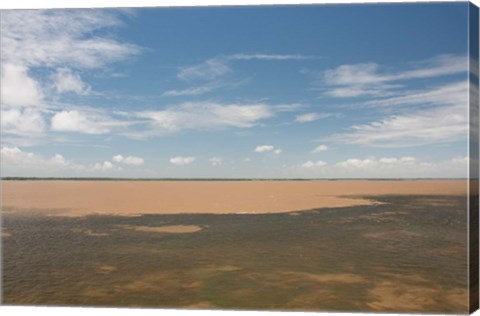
[{"left": 0, "top": 177, "right": 468, "bottom": 181}]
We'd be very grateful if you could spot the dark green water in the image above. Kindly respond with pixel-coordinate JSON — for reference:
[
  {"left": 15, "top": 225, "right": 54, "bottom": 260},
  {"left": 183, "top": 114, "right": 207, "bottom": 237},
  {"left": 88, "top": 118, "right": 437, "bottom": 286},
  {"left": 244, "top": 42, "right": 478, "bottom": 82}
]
[{"left": 2, "top": 195, "right": 468, "bottom": 313}]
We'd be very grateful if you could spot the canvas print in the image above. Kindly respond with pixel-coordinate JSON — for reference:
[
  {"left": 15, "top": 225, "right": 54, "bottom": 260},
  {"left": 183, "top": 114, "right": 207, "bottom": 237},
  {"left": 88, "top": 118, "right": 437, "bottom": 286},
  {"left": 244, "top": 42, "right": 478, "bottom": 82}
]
[{"left": 1, "top": 2, "right": 479, "bottom": 314}]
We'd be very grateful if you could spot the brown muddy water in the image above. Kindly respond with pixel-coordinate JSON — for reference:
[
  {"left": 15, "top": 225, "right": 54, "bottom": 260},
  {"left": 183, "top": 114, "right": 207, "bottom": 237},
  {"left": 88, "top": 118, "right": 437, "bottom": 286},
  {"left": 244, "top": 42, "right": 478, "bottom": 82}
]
[{"left": 2, "top": 195, "right": 468, "bottom": 313}]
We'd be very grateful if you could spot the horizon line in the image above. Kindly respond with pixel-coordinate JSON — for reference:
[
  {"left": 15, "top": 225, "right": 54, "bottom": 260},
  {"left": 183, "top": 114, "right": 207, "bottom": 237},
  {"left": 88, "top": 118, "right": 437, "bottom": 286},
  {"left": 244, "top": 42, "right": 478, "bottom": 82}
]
[{"left": 0, "top": 177, "right": 470, "bottom": 181}]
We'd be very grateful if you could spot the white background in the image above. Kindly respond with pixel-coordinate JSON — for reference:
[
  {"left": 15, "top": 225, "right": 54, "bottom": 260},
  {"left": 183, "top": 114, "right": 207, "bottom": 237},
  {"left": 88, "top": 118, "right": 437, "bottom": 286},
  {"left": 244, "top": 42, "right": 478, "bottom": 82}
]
[{"left": 0, "top": 0, "right": 479, "bottom": 316}]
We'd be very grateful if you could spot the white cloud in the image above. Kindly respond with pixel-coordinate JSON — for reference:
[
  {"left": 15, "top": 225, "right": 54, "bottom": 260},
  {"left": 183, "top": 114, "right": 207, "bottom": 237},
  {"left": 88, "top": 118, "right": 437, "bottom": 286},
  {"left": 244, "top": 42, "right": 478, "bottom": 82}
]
[
  {"left": 312, "top": 144, "right": 329, "bottom": 153},
  {"left": 378, "top": 157, "right": 399, "bottom": 164},
  {"left": 1, "top": 146, "right": 86, "bottom": 175},
  {"left": 209, "top": 157, "right": 223, "bottom": 166},
  {"left": 253, "top": 145, "right": 283, "bottom": 156},
  {"left": 295, "top": 112, "right": 331, "bottom": 123},
  {"left": 1, "top": 10, "right": 141, "bottom": 69},
  {"left": 170, "top": 156, "right": 195, "bottom": 165},
  {"left": 255, "top": 145, "right": 274, "bottom": 153},
  {"left": 331, "top": 156, "right": 466, "bottom": 178},
  {"left": 1, "top": 108, "right": 46, "bottom": 135},
  {"left": 450, "top": 156, "right": 469, "bottom": 164},
  {"left": 52, "top": 68, "right": 90, "bottom": 94},
  {"left": 290, "top": 155, "right": 468, "bottom": 178},
  {"left": 94, "top": 161, "right": 114, "bottom": 171},
  {"left": 51, "top": 110, "right": 126, "bottom": 134},
  {"left": 1, "top": 10, "right": 142, "bottom": 145},
  {"left": 112, "top": 154, "right": 144, "bottom": 166},
  {"left": 301, "top": 160, "right": 327, "bottom": 168},
  {"left": 1, "top": 146, "right": 148, "bottom": 176},
  {"left": 1, "top": 63, "right": 44, "bottom": 107},
  {"left": 254, "top": 145, "right": 283, "bottom": 155},
  {"left": 1, "top": 146, "right": 36, "bottom": 165},
  {"left": 337, "top": 157, "right": 380, "bottom": 168},
  {"left": 378, "top": 157, "right": 416, "bottom": 164},
  {"left": 321, "top": 54, "right": 467, "bottom": 98},
  {"left": 50, "top": 153, "right": 68, "bottom": 166},
  {"left": 137, "top": 102, "right": 279, "bottom": 133},
  {"left": 402, "top": 156, "right": 416, "bottom": 164},
  {"left": 335, "top": 156, "right": 419, "bottom": 169}
]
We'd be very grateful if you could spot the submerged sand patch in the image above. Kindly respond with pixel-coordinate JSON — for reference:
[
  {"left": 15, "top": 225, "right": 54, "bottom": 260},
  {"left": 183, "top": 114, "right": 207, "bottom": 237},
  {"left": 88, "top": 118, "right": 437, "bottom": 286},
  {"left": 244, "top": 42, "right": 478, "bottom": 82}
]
[
  {"left": 2, "top": 180, "right": 467, "bottom": 217},
  {"left": 367, "top": 281, "right": 438, "bottom": 311},
  {"left": 366, "top": 272, "right": 468, "bottom": 312},
  {"left": 97, "top": 265, "right": 117, "bottom": 274},
  {"left": 118, "top": 224, "right": 203, "bottom": 234},
  {"left": 363, "top": 230, "right": 421, "bottom": 239},
  {"left": 71, "top": 228, "right": 109, "bottom": 236},
  {"left": 367, "top": 281, "right": 467, "bottom": 312},
  {"left": 109, "top": 265, "right": 236, "bottom": 295},
  {"left": 282, "top": 272, "right": 366, "bottom": 284}
]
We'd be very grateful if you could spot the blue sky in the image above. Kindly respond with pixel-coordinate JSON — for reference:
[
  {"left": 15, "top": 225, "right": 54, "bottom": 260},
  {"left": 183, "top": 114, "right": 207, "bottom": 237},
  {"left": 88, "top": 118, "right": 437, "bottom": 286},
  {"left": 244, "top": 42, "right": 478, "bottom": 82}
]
[{"left": 0, "top": 3, "right": 473, "bottom": 178}]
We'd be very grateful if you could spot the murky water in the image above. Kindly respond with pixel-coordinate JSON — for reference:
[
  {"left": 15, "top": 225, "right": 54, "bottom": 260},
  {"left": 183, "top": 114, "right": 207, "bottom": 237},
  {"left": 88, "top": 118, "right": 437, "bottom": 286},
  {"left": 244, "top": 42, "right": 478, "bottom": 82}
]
[{"left": 2, "top": 195, "right": 468, "bottom": 313}]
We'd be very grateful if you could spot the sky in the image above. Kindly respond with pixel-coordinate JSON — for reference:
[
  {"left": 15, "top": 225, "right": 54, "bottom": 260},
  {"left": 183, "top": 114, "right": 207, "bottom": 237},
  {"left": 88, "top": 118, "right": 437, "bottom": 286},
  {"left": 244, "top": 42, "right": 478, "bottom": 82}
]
[{"left": 0, "top": 2, "right": 474, "bottom": 178}]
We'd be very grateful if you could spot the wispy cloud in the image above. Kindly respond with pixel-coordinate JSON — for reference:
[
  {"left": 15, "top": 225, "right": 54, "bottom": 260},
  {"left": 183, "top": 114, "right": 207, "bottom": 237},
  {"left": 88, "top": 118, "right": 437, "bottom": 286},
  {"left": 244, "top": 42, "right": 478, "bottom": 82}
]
[
  {"left": 319, "top": 55, "right": 466, "bottom": 98},
  {"left": 179, "top": 53, "right": 315, "bottom": 82},
  {"left": 178, "top": 58, "right": 231, "bottom": 82},
  {"left": 172, "top": 53, "right": 315, "bottom": 96},
  {"left": 362, "top": 81, "right": 467, "bottom": 109},
  {"left": 329, "top": 105, "right": 467, "bottom": 148},
  {"left": 51, "top": 110, "right": 129, "bottom": 134},
  {"left": 227, "top": 53, "right": 317, "bottom": 61},
  {"left": 327, "top": 81, "right": 468, "bottom": 147},
  {"left": 162, "top": 84, "right": 218, "bottom": 97},
  {"left": 135, "top": 102, "right": 298, "bottom": 135},
  {"left": 295, "top": 112, "right": 332, "bottom": 123},
  {"left": 317, "top": 55, "right": 468, "bottom": 148},
  {"left": 338, "top": 108, "right": 465, "bottom": 148},
  {"left": 1, "top": 10, "right": 141, "bottom": 69}
]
